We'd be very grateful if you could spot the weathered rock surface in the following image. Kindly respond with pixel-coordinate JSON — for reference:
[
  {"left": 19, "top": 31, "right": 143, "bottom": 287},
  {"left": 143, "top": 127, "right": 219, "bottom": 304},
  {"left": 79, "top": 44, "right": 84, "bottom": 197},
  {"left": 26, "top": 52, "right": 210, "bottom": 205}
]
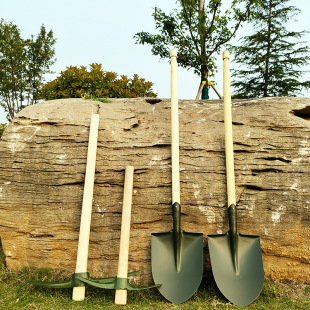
[{"left": 0, "top": 97, "right": 309, "bottom": 284}]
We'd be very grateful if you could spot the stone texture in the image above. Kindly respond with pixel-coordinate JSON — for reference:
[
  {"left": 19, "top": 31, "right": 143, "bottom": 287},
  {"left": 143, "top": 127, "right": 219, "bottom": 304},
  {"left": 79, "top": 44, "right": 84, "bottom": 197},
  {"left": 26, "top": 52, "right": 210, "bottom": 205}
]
[{"left": 0, "top": 97, "right": 309, "bottom": 284}]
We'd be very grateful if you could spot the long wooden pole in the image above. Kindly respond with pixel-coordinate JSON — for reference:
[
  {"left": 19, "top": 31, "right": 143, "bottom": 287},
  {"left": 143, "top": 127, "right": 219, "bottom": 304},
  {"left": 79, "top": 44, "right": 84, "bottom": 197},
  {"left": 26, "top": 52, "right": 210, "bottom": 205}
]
[
  {"left": 223, "top": 51, "right": 236, "bottom": 207},
  {"left": 72, "top": 114, "right": 99, "bottom": 301},
  {"left": 170, "top": 49, "right": 180, "bottom": 205}
]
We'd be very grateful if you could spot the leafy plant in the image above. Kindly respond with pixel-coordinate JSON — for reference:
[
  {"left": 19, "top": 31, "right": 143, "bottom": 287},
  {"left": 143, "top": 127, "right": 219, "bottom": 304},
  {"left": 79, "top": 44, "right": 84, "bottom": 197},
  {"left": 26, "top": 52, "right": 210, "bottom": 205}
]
[
  {"left": 0, "top": 123, "right": 7, "bottom": 138},
  {"left": 0, "top": 19, "right": 56, "bottom": 121},
  {"left": 41, "top": 63, "right": 157, "bottom": 100}
]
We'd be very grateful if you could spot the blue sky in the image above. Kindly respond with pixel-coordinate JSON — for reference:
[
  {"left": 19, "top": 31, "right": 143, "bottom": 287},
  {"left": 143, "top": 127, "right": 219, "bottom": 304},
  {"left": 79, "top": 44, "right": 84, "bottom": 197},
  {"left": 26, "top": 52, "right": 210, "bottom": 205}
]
[{"left": 1, "top": 0, "right": 310, "bottom": 123}]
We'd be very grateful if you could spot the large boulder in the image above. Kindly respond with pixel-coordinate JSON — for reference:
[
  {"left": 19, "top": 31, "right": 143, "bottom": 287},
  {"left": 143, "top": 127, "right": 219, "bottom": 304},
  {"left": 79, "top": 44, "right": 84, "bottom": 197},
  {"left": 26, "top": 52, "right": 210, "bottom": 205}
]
[{"left": 0, "top": 97, "right": 309, "bottom": 284}]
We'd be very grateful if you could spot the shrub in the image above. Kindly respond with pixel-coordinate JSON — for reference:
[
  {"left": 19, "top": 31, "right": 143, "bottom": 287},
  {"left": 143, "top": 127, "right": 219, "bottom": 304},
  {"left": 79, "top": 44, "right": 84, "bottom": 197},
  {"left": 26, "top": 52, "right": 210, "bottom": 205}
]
[
  {"left": 0, "top": 123, "right": 7, "bottom": 138},
  {"left": 41, "top": 63, "right": 157, "bottom": 100}
]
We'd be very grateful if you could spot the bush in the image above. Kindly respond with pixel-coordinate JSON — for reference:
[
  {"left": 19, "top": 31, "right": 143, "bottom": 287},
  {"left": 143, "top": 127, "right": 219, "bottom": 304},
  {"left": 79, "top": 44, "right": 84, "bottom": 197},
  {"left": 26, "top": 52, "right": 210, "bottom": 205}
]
[
  {"left": 41, "top": 63, "right": 157, "bottom": 100},
  {"left": 0, "top": 123, "right": 7, "bottom": 138}
]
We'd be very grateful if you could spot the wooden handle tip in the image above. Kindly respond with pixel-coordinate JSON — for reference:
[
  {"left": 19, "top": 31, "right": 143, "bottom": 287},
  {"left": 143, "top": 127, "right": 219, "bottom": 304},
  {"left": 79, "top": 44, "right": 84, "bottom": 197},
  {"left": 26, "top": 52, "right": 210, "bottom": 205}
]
[
  {"left": 91, "top": 113, "right": 99, "bottom": 121},
  {"left": 223, "top": 51, "right": 230, "bottom": 60},
  {"left": 170, "top": 49, "right": 177, "bottom": 58},
  {"left": 115, "top": 289, "right": 127, "bottom": 305},
  {"left": 72, "top": 286, "right": 86, "bottom": 301},
  {"left": 125, "top": 165, "right": 134, "bottom": 173}
]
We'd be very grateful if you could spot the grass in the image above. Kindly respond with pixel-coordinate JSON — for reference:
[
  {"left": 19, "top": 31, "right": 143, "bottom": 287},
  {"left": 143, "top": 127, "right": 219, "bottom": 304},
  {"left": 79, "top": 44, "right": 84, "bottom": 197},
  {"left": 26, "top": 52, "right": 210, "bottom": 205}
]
[
  {"left": 89, "top": 96, "right": 109, "bottom": 103},
  {"left": 82, "top": 95, "right": 109, "bottom": 103},
  {"left": 0, "top": 242, "right": 309, "bottom": 309}
]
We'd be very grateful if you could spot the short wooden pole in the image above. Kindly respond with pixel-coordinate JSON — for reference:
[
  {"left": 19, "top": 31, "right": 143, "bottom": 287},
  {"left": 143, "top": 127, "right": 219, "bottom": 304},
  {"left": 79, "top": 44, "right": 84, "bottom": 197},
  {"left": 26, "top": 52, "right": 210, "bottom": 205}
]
[
  {"left": 209, "top": 82, "right": 223, "bottom": 99},
  {"left": 114, "top": 166, "right": 134, "bottom": 305},
  {"left": 195, "top": 81, "right": 207, "bottom": 100}
]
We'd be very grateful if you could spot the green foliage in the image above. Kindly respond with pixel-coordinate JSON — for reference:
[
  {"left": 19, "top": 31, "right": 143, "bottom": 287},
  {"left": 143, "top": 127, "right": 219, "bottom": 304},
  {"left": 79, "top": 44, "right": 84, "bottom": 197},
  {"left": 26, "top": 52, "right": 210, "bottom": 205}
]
[
  {"left": 25, "top": 26, "right": 57, "bottom": 106},
  {"left": 0, "top": 19, "right": 56, "bottom": 121},
  {"left": 229, "top": 0, "right": 310, "bottom": 98},
  {"left": 41, "top": 63, "right": 157, "bottom": 100},
  {"left": 0, "top": 123, "right": 7, "bottom": 138},
  {"left": 134, "top": 0, "right": 259, "bottom": 80}
]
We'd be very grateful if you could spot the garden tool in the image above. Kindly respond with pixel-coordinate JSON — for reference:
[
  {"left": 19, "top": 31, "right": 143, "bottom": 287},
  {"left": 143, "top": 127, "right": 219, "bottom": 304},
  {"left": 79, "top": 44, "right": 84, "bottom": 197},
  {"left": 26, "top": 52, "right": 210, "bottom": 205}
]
[
  {"left": 29, "top": 115, "right": 156, "bottom": 298},
  {"left": 115, "top": 166, "right": 141, "bottom": 304},
  {"left": 207, "top": 51, "right": 264, "bottom": 307},
  {"left": 151, "top": 49, "right": 203, "bottom": 305},
  {"left": 114, "top": 166, "right": 135, "bottom": 305},
  {"left": 71, "top": 113, "right": 100, "bottom": 301},
  {"left": 28, "top": 113, "right": 109, "bottom": 298}
]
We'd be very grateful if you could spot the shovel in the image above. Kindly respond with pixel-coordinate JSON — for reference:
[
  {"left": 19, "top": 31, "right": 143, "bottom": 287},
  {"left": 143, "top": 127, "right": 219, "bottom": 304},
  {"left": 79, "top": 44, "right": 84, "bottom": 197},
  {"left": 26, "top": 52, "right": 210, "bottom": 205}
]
[
  {"left": 207, "top": 51, "right": 264, "bottom": 307},
  {"left": 151, "top": 49, "right": 203, "bottom": 305}
]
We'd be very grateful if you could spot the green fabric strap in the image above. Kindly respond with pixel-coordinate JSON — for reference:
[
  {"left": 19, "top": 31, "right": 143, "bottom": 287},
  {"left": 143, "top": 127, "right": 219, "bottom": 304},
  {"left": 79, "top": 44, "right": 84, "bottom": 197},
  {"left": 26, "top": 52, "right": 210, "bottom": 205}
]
[
  {"left": 72, "top": 272, "right": 89, "bottom": 287},
  {"left": 28, "top": 270, "right": 159, "bottom": 290},
  {"left": 114, "top": 277, "right": 128, "bottom": 290}
]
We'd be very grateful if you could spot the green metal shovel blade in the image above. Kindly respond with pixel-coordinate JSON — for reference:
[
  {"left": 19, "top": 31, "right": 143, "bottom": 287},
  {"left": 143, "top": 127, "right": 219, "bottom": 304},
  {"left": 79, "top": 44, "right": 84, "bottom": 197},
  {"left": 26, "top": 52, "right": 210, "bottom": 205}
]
[
  {"left": 208, "top": 231, "right": 264, "bottom": 307},
  {"left": 151, "top": 229, "right": 203, "bottom": 304}
]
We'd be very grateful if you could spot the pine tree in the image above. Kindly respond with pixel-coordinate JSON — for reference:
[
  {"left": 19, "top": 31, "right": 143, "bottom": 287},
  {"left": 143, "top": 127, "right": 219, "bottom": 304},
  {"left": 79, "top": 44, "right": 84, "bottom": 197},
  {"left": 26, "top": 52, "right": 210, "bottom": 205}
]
[{"left": 230, "top": 0, "right": 310, "bottom": 98}]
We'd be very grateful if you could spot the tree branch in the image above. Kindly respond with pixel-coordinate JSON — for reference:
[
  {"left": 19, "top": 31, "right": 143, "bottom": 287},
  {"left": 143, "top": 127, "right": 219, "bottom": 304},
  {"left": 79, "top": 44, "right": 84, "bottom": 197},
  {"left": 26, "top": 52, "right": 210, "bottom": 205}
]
[
  {"left": 207, "top": 7, "right": 248, "bottom": 59},
  {"left": 180, "top": 0, "right": 201, "bottom": 55},
  {"left": 205, "top": 2, "right": 220, "bottom": 38}
]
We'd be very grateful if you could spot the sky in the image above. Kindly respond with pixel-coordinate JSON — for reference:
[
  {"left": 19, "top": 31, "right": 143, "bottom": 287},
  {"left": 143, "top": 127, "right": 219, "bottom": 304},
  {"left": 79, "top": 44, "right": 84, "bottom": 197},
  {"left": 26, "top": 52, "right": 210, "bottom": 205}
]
[{"left": 1, "top": 0, "right": 310, "bottom": 123}]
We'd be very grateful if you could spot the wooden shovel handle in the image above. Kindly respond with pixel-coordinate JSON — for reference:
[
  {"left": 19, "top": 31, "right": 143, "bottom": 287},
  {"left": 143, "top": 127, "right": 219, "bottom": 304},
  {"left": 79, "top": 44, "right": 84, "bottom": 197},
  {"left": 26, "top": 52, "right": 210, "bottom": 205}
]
[
  {"left": 223, "top": 51, "right": 236, "bottom": 207},
  {"left": 170, "top": 49, "right": 181, "bottom": 205},
  {"left": 72, "top": 113, "right": 100, "bottom": 301},
  {"left": 115, "top": 166, "right": 134, "bottom": 305}
]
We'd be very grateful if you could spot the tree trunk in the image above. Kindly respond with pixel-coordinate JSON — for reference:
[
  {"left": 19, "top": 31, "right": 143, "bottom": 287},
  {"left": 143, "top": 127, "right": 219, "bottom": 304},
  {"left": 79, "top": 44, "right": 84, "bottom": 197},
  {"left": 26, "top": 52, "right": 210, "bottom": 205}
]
[
  {"left": 0, "top": 97, "right": 309, "bottom": 284},
  {"left": 264, "top": 0, "right": 272, "bottom": 97},
  {"left": 199, "top": 0, "right": 209, "bottom": 99}
]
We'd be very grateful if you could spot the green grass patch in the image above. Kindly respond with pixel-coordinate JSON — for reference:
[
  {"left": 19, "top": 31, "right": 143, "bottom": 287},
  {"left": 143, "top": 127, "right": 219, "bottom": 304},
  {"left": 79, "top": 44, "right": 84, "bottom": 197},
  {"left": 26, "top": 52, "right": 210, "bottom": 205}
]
[
  {"left": 0, "top": 241, "right": 309, "bottom": 309},
  {"left": 82, "top": 95, "right": 109, "bottom": 103},
  {"left": 89, "top": 96, "right": 109, "bottom": 103}
]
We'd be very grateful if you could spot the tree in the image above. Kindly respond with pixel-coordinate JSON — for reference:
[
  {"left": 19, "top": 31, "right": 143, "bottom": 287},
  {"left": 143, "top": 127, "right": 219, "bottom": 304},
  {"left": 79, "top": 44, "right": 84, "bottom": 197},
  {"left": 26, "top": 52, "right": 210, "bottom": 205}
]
[
  {"left": 0, "top": 19, "right": 56, "bottom": 121},
  {"left": 134, "top": 0, "right": 258, "bottom": 98},
  {"left": 41, "top": 63, "right": 157, "bottom": 100},
  {"left": 25, "top": 26, "right": 57, "bottom": 107},
  {"left": 229, "top": 0, "right": 310, "bottom": 98}
]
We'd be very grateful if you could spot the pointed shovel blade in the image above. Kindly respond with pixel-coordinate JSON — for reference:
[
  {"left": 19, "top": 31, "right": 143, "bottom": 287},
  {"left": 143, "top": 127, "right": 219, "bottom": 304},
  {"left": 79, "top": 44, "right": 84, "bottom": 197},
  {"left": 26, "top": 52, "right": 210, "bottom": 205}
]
[
  {"left": 208, "top": 232, "right": 264, "bottom": 307},
  {"left": 151, "top": 230, "right": 203, "bottom": 304}
]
